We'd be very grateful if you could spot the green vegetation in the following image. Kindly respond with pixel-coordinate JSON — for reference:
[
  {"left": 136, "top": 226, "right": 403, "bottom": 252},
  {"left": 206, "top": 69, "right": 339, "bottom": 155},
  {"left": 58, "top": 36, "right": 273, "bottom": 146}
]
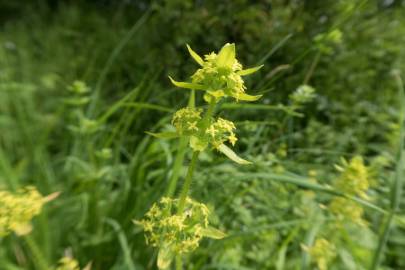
[{"left": 0, "top": 1, "right": 404, "bottom": 269}]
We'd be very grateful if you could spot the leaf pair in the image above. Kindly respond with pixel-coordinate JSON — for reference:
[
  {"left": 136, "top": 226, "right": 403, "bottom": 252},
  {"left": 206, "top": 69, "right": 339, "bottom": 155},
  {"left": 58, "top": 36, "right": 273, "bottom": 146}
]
[{"left": 157, "top": 227, "right": 226, "bottom": 269}]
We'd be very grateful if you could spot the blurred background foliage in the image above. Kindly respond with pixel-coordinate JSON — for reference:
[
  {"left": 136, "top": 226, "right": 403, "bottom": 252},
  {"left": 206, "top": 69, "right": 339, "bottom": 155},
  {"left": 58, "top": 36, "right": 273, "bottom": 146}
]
[{"left": 0, "top": 0, "right": 405, "bottom": 269}]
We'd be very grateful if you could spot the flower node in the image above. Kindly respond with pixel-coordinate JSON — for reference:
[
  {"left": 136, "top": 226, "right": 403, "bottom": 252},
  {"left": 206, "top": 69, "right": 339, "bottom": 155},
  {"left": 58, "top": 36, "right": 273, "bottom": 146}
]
[{"left": 171, "top": 107, "right": 203, "bottom": 135}]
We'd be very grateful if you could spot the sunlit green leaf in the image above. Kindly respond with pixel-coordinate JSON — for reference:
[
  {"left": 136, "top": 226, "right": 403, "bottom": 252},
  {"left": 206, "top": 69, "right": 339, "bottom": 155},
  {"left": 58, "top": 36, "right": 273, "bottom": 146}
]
[
  {"left": 186, "top": 44, "right": 204, "bottom": 66},
  {"left": 201, "top": 226, "right": 227, "bottom": 239},
  {"left": 157, "top": 243, "right": 175, "bottom": 269},
  {"left": 237, "top": 93, "right": 262, "bottom": 101},
  {"left": 218, "top": 144, "right": 251, "bottom": 165},
  {"left": 237, "top": 65, "right": 264, "bottom": 76},
  {"left": 168, "top": 76, "right": 205, "bottom": 90},
  {"left": 216, "top": 43, "right": 235, "bottom": 68},
  {"left": 207, "top": 90, "right": 225, "bottom": 98}
]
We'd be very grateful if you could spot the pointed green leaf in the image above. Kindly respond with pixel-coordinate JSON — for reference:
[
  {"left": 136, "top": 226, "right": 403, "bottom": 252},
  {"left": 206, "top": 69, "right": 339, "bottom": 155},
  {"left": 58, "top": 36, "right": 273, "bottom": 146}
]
[
  {"left": 168, "top": 76, "right": 205, "bottom": 90},
  {"left": 216, "top": 43, "right": 236, "bottom": 68},
  {"left": 207, "top": 90, "right": 225, "bottom": 98},
  {"left": 186, "top": 44, "right": 204, "bottom": 66},
  {"left": 201, "top": 226, "right": 227, "bottom": 239},
  {"left": 145, "top": 131, "right": 179, "bottom": 139},
  {"left": 157, "top": 244, "right": 175, "bottom": 269},
  {"left": 218, "top": 144, "right": 252, "bottom": 165},
  {"left": 236, "top": 93, "right": 262, "bottom": 101},
  {"left": 237, "top": 65, "right": 264, "bottom": 76}
]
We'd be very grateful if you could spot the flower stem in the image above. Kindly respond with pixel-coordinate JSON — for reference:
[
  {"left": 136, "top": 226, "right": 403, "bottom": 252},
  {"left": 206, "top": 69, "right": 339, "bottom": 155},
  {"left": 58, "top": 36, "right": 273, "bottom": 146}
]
[
  {"left": 165, "top": 137, "right": 188, "bottom": 197},
  {"left": 175, "top": 255, "right": 182, "bottom": 270},
  {"left": 165, "top": 90, "right": 195, "bottom": 198},
  {"left": 177, "top": 151, "right": 199, "bottom": 213},
  {"left": 24, "top": 235, "right": 49, "bottom": 270},
  {"left": 201, "top": 101, "right": 216, "bottom": 131}
]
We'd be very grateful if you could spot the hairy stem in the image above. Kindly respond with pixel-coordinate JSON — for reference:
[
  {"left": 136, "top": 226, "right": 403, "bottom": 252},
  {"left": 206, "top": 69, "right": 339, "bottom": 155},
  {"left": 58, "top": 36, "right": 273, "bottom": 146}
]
[
  {"left": 165, "top": 90, "right": 196, "bottom": 197},
  {"left": 177, "top": 100, "right": 216, "bottom": 213},
  {"left": 166, "top": 138, "right": 188, "bottom": 197},
  {"left": 177, "top": 151, "right": 200, "bottom": 213}
]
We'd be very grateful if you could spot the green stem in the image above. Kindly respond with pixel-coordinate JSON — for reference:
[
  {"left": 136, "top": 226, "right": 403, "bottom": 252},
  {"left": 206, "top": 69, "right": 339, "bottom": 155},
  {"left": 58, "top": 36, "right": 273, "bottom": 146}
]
[
  {"left": 303, "top": 50, "right": 321, "bottom": 85},
  {"left": 370, "top": 72, "right": 404, "bottom": 270},
  {"left": 176, "top": 100, "right": 216, "bottom": 212},
  {"left": 166, "top": 137, "right": 188, "bottom": 197},
  {"left": 165, "top": 90, "right": 195, "bottom": 198},
  {"left": 177, "top": 151, "right": 200, "bottom": 213},
  {"left": 24, "top": 235, "right": 49, "bottom": 270},
  {"left": 175, "top": 255, "right": 182, "bottom": 270},
  {"left": 201, "top": 101, "right": 216, "bottom": 131}
]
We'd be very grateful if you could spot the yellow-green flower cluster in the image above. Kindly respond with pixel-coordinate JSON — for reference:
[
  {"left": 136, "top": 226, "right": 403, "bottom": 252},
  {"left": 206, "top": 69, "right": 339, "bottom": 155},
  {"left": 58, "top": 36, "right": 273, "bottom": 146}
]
[
  {"left": 171, "top": 108, "right": 237, "bottom": 152},
  {"left": 171, "top": 107, "right": 202, "bottom": 135},
  {"left": 334, "top": 156, "right": 370, "bottom": 199},
  {"left": 137, "top": 197, "right": 225, "bottom": 268},
  {"left": 0, "top": 186, "right": 46, "bottom": 236},
  {"left": 328, "top": 156, "right": 371, "bottom": 226},
  {"left": 56, "top": 257, "right": 80, "bottom": 270},
  {"left": 305, "top": 238, "right": 336, "bottom": 270},
  {"left": 206, "top": 118, "right": 237, "bottom": 148},
  {"left": 138, "top": 197, "right": 208, "bottom": 252},
  {"left": 170, "top": 43, "right": 263, "bottom": 102},
  {"left": 329, "top": 197, "right": 366, "bottom": 226},
  {"left": 190, "top": 49, "right": 246, "bottom": 101}
]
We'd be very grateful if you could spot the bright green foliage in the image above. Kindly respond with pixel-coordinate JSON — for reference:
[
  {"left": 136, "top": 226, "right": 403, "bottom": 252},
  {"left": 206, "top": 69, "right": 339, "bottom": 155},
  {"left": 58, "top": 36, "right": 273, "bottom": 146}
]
[
  {"left": 136, "top": 197, "right": 225, "bottom": 269},
  {"left": 170, "top": 43, "right": 263, "bottom": 102},
  {"left": 0, "top": 1, "right": 404, "bottom": 269}
]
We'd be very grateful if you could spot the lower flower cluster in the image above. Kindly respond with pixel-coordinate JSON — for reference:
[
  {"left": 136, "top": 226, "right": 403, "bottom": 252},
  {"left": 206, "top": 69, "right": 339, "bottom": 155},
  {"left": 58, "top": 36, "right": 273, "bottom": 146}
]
[
  {"left": 0, "top": 186, "right": 45, "bottom": 236},
  {"left": 136, "top": 197, "right": 225, "bottom": 269}
]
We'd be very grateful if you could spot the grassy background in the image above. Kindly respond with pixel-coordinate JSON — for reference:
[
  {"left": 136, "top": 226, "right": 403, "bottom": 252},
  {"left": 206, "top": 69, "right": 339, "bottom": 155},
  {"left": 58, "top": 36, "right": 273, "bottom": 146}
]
[{"left": 0, "top": 0, "right": 405, "bottom": 269}]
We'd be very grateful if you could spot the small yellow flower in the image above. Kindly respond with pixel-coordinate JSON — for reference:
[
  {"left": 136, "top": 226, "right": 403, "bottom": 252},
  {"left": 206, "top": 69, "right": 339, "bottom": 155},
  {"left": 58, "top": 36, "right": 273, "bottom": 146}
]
[{"left": 171, "top": 107, "right": 202, "bottom": 135}]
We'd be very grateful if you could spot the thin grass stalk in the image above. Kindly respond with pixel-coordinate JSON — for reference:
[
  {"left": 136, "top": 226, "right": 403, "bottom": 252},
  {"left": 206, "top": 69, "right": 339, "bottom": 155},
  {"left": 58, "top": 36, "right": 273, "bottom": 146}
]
[
  {"left": 370, "top": 71, "right": 404, "bottom": 270},
  {"left": 24, "top": 235, "right": 48, "bottom": 270},
  {"left": 87, "top": 8, "right": 152, "bottom": 117}
]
